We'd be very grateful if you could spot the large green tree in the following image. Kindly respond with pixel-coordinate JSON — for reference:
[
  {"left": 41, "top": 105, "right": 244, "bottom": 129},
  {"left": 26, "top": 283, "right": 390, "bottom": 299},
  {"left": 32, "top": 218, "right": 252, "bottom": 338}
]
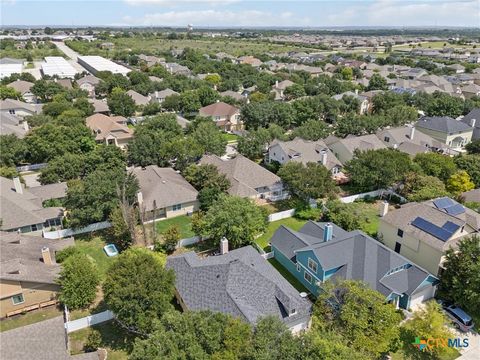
[
  {"left": 291, "top": 120, "right": 331, "bottom": 141},
  {"left": 414, "top": 152, "right": 457, "bottom": 182},
  {"left": 103, "top": 248, "right": 175, "bottom": 335},
  {"left": 237, "top": 128, "right": 270, "bottom": 160},
  {"left": 454, "top": 154, "right": 480, "bottom": 187},
  {"left": 399, "top": 172, "right": 449, "bottom": 202},
  {"left": 346, "top": 149, "right": 414, "bottom": 191},
  {"left": 107, "top": 87, "right": 136, "bottom": 117},
  {"left": 194, "top": 194, "right": 267, "bottom": 248},
  {"left": 439, "top": 236, "right": 480, "bottom": 317},
  {"left": 278, "top": 162, "right": 336, "bottom": 202},
  {"left": 0, "top": 134, "right": 27, "bottom": 166},
  {"left": 191, "top": 121, "right": 227, "bottom": 156}
]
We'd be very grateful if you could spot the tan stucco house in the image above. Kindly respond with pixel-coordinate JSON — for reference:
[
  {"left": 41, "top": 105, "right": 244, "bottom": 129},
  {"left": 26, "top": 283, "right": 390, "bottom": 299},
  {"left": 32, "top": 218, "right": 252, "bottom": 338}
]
[
  {"left": 198, "top": 101, "right": 243, "bottom": 131},
  {"left": 86, "top": 113, "right": 133, "bottom": 149}
]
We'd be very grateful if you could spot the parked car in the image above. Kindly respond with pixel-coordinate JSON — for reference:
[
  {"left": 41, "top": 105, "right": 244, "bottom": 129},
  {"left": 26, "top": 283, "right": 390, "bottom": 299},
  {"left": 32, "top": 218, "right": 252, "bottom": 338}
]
[{"left": 444, "top": 305, "right": 475, "bottom": 332}]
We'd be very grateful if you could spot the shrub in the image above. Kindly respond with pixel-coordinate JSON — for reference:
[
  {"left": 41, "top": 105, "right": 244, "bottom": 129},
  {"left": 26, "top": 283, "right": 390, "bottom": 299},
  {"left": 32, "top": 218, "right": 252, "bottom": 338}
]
[
  {"left": 295, "top": 207, "right": 322, "bottom": 220},
  {"left": 55, "top": 246, "right": 80, "bottom": 263},
  {"left": 84, "top": 330, "right": 102, "bottom": 352}
]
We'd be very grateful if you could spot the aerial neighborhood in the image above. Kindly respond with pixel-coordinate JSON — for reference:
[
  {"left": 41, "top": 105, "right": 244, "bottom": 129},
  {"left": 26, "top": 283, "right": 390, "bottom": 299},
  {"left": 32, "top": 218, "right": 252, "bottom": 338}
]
[{"left": 0, "top": 13, "right": 479, "bottom": 360}]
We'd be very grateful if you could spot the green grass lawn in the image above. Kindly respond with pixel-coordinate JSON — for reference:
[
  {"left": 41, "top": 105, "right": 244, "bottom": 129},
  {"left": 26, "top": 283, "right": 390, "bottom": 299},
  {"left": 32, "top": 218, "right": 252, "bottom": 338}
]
[
  {"left": 256, "top": 217, "right": 307, "bottom": 251},
  {"left": 0, "top": 306, "right": 63, "bottom": 332},
  {"left": 268, "top": 258, "right": 309, "bottom": 293},
  {"left": 222, "top": 132, "right": 239, "bottom": 142},
  {"left": 347, "top": 201, "right": 381, "bottom": 236},
  {"left": 73, "top": 235, "right": 116, "bottom": 279},
  {"left": 155, "top": 215, "right": 195, "bottom": 239},
  {"left": 69, "top": 320, "right": 134, "bottom": 360}
]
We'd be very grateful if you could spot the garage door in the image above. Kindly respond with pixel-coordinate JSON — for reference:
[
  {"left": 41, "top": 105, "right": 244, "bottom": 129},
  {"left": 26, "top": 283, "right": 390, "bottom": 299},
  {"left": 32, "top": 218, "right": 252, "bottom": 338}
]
[{"left": 410, "top": 286, "right": 436, "bottom": 309}]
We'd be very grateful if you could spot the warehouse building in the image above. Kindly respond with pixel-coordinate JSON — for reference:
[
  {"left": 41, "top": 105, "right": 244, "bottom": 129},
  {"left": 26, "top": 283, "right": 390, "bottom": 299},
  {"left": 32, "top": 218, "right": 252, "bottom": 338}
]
[
  {"left": 77, "top": 56, "right": 130, "bottom": 76},
  {"left": 0, "top": 58, "right": 24, "bottom": 79},
  {"left": 41, "top": 56, "right": 78, "bottom": 78}
]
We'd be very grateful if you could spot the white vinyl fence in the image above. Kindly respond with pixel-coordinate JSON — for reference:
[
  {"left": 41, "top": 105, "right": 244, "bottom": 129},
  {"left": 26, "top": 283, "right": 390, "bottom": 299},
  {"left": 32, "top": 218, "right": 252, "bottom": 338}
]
[
  {"left": 268, "top": 209, "right": 296, "bottom": 222},
  {"left": 43, "top": 221, "right": 111, "bottom": 239},
  {"left": 65, "top": 310, "right": 114, "bottom": 333},
  {"left": 177, "top": 235, "right": 202, "bottom": 248}
]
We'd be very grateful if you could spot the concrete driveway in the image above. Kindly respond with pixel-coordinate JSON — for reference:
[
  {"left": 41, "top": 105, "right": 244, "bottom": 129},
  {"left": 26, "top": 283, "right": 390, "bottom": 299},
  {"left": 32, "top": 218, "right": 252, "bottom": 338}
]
[{"left": 453, "top": 328, "right": 479, "bottom": 359}]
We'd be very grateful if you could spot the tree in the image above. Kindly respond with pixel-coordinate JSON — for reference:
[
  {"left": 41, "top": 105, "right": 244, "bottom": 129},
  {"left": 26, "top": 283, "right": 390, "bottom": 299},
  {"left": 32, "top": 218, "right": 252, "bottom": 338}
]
[
  {"left": 465, "top": 139, "right": 480, "bottom": 154},
  {"left": 31, "top": 80, "right": 65, "bottom": 102},
  {"left": 0, "top": 85, "right": 21, "bottom": 100},
  {"left": 197, "top": 86, "right": 219, "bottom": 106},
  {"left": 57, "top": 254, "right": 100, "bottom": 310},
  {"left": 315, "top": 280, "right": 402, "bottom": 359},
  {"left": 237, "top": 128, "right": 270, "bottom": 159},
  {"left": 204, "top": 73, "right": 222, "bottom": 86},
  {"left": 439, "top": 236, "right": 480, "bottom": 317},
  {"left": 400, "top": 301, "right": 456, "bottom": 360},
  {"left": 291, "top": 120, "right": 331, "bottom": 141},
  {"left": 160, "top": 225, "right": 180, "bottom": 254},
  {"left": 367, "top": 73, "right": 388, "bottom": 91},
  {"left": 103, "top": 248, "right": 175, "bottom": 335},
  {"left": 278, "top": 162, "right": 337, "bottom": 202},
  {"left": 340, "top": 67, "right": 353, "bottom": 81},
  {"left": 346, "top": 149, "right": 414, "bottom": 192},
  {"left": 0, "top": 134, "right": 27, "bottom": 166},
  {"left": 241, "top": 101, "right": 296, "bottom": 129},
  {"left": 108, "top": 206, "right": 134, "bottom": 251},
  {"left": 283, "top": 83, "right": 306, "bottom": 100},
  {"left": 413, "top": 152, "right": 457, "bottom": 182},
  {"left": 454, "top": 154, "right": 480, "bottom": 187},
  {"left": 446, "top": 170, "right": 475, "bottom": 194},
  {"left": 191, "top": 121, "right": 227, "bottom": 156},
  {"left": 179, "top": 90, "right": 201, "bottom": 114},
  {"left": 400, "top": 172, "right": 449, "bottom": 202},
  {"left": 107, "top": 87, "right": 136, "bottom": 117},
  {"left": 194, "top": 194, "right": 267, "bottom": 248},
  {"left": 323, "top": 200, "right": 362, "bottom": 231},
  {"left": 64, "top": 170, "right": 138, "bottom": 228}
]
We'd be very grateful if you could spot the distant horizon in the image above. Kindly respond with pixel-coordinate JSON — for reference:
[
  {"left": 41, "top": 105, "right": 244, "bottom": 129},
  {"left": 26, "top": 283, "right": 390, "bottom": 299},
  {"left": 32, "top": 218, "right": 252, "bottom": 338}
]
[{"left": 1, "top": 1, "right": 479, "bottom": 28}]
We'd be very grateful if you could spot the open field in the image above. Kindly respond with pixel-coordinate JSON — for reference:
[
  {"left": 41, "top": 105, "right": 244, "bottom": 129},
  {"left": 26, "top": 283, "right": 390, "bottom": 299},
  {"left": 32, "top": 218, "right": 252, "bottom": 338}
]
[
  {"left": 394, "top": 41, "right": 476, "bottom": 50},
  {"left": 66, "top": 37, "right": 317, "bottom": 57}
]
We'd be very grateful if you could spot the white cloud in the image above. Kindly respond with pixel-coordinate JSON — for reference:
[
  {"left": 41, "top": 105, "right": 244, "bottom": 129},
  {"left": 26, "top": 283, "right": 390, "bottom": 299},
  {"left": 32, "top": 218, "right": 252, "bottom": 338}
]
[
  {"left": 326, "top": 0, "right": 479, "bottom": 27},
  {"left": 123, "top": 9, "right": 311, "bottom": 27},
  {"left": 124, "top": 0, "right": 239, "bottom": 7}
]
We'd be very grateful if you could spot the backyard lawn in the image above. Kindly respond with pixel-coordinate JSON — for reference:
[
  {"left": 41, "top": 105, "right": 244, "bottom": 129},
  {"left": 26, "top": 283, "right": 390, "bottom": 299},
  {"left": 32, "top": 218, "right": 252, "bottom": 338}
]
[
  {"left": 256, "top": 217, "right": 307, "bottom": 251},
  {"left": 155, "top": 215, "right": 195, "bottom": 239},
  {"left": 222, "top": 132, "right": 239, "bottom": 143},
  {"left": 0, "top": 306, "right": 63, "bottom": 332},
  {"left": 73, "top": 235, "right": 116, "bottom": 279},
  {"left": 69, "top": 320, "right": 134, "bottom": 360},
  {"left": 268, "top": 258, "right": 309, "bottom": 293},
  {"left": 345, "top": 201, "right": 382, "bottom": 236}
]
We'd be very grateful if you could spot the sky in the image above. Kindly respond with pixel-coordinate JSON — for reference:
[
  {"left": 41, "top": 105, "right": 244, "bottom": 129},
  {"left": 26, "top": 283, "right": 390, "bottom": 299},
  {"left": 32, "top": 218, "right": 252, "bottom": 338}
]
[{"left": 1, "top": 0, "right": 479, "bottom": 28}]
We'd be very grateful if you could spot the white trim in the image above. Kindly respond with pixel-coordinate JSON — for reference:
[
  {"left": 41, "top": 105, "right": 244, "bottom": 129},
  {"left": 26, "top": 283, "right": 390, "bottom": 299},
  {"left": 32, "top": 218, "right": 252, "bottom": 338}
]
[{"left": 297, "top": 262, "right": 322, "bottom": 282}]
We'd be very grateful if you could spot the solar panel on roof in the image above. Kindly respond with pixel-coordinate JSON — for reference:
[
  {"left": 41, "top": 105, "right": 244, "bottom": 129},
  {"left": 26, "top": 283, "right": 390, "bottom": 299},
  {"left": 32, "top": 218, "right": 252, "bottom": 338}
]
[
  {"left": 444, "top": 204, "right": 465, "bottom": 216},
  {"left": 442, "top": 221, "right": 460, "bottom": 233},
  {"left": 433, "top": 197, "right": 455, "bottom": 209},
  {"left": 411, "top": 217, "right": 453, "bottom": 242}
]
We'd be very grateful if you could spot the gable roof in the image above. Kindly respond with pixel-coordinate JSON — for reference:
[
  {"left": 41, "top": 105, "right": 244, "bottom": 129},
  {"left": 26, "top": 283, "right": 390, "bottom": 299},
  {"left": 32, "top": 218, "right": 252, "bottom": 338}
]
[
  {"left": 199, "top": 154, "right": 281, "bottom": 198},
  {"left": 416, "top": 116, "right": 473, "bottom": 135},
  {"left": 376, "top": 126, "right": 448, "bottom": 155},
  {"left": 0, "top": 99, "right": 42, "bottom": 114},
  {"left": 152, "top": 88, "right": 178, "bottom": 99},
  {"left": 0, "top": 177, "right": 64, "bottom": 230},
  {"left": 0, "top": 112, "right": 27, "bottom": 138},
  {"left": 460, "top": 108, "right": 480, "bottom": 129},
  {"left": 199, "top": 101, "right": 239, "bottom": 117},
  {"left": 271, "top": 221, "right": 435, "bottom": 297},
  {"left": 86, "top": 114, "right": 133, "bottom": 142},
  {"left": 126, "top": 89, "right": 150, "bottom": 106},
  {"left": 461, "top": 188, "right": 480, "bottom": 203},
  {"left": 270, "top": 138, "right": 342, "bottom": 170},
  {"left": 1, "top": 232, "right": 74, "bottom": 284},
  {"left": 76, "top": 74, "right": 101, "bottom": 87},
  {"left": 6, "top": 80, "right": 34, "bottom": 94},
  {"left": 220, "top": 90, "right": 244, "bottom": 101},
  {"left": 332, "top": 134, "right": 387, "bottom": 154},
  {"left": 166, "top": 246, "right": 311, "bottom": 326},
  {"left": 131, "top": 166, "right": 198, "bottom": 211}
]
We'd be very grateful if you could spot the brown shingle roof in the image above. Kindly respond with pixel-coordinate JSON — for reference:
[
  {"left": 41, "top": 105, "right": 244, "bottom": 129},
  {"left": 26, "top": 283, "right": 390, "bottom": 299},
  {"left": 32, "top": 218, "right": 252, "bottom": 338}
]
[
  {"left": 86, "top": 114, "right": 132, "bottom": 142},
  {"left": 199, "top": 102, "right": 239, "bottom": 117},
  {"left": 6, "top": 80, "right": 34, "bottom": 95}
]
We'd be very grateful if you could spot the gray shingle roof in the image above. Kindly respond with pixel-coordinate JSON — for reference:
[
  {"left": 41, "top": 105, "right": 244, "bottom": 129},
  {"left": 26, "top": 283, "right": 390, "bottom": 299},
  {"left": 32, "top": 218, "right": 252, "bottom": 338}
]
[
  {"left": 461, "top": 188, "right": 480, "bottom": 203},
  {"left": 131, "top": 166, "right": 198, "bottom": 212},
  {"left": 0, "top": 112, "right": 27, "bottom": 138},
  {"left": 271, "top": 221, "right": 435, "bottom": 298},
  {"left": 28, "top": 182, "right": 67, "bottom": 202},
  {"left": 416, "top": 116, "right": 473, "bottom": 135},
  {"left": 1, "top": 232, "right": 74, "bottom": 284},
  {"left": 200, "top": 154, "right": 282, "bottom": 198},
  {"left": 0, "top": 316, "right": 100, "bottom": 360},
  {"left": 461, "top": 108, "right": 480, "bottom": 129},
  {"left": 166, "top": 246, "right": 311, "bottom": 327}
]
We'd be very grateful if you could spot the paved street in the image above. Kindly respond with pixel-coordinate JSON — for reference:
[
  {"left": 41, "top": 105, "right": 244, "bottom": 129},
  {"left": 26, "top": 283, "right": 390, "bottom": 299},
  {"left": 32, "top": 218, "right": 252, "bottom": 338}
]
[{"left": 53, "top": 41, "right": 88, "bottom": 73}]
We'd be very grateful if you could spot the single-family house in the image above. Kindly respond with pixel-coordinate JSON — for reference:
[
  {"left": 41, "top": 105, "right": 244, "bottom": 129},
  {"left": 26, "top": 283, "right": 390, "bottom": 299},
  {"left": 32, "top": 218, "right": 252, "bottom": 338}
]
[
  {"left": 271, "top": 80, "right": 295, "bottom": 101},
  {"left": 126, "top": 89, "right": 150, "bottom": 107},
  {"left": 237, "top": 56, "right": 262, "bottom": 67},
  {"left": 448, "top": 64, "right": 466, "bottom": 74},
  {"left": 271, "top": 221, "right": 439, "bottom": 310},
  {"left": 327, "top": 134, "right": 387, "bottom": 164},
  {"left": 376, "top": 126, "right": 451, "bottom": 156},
  {"left": 200, "top": 154, "right": 288, "bottom": 202},
  {"left": 198, "top": 101, "right": 243, "bottom": 131},
  {"left": 0, "top": 99, "right": 42, "bottom": 117},
  {"left": 415, "top": 116, "right": 473, "bottom": 149},
  {"left": 132, "top": 166, "right": 199, "bottom": 221},
  {"left": 166, "top": 243, "right": 312, "bottom": 333},
  {"left": 76, "top": 75, "right": 100, "bottom": 98},
  {"left": 219, "top": 90, "right": 245, "bottom": 102},
  {"left": 268, "top": 138, "right": 344, "bottom": 180},
  {"left": 6, "top": 80, "right": 36, "bottom": 103},
  {"left": 0, "top": 232, "right": 74, "bottom": 318},
  {"left": 0, "top": 177, "right": 65, "bottom": 234},
  {"left": 0, "top": 112, "right": 28, "bottom": 138},
  {"left": 86, "top": 113, "right": 133, "bottom": 149},
  {"left": 378, "top": 197, "right": 480, "bottom": 276},
  {"left": 88, "top": 98, "right": 110, "bottom": 114},
  {"left": 461, "top": 83, "right": 480, "bottom": 99},
  {"left": 332, "top": 90, "right": 370, "bottom": 114},
  {"left": 460, "top": 108, "right": 480, "bottom": 140},
  {"left": 460, "top": 188, "right": 480, "bottom": 204},
  {"left": 150, "top": 88, "right": 179, "bottom": 103}
]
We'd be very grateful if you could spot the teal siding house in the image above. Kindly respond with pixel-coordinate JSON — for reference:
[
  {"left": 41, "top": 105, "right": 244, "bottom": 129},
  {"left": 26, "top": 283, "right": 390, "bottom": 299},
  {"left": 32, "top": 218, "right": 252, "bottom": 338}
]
[{"left": 270, "top": 221, "right": 439, "bottom": 310}]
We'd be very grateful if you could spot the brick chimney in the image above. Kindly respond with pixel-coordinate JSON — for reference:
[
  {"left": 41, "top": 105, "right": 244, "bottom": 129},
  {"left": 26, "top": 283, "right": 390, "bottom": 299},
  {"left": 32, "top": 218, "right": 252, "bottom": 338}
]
[{"left": 41, "top": 247, "right": 53, "bottom": 265}]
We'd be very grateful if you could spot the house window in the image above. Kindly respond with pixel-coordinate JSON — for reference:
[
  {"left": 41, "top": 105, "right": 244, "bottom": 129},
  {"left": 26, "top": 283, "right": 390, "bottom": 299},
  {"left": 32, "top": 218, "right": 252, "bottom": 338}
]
[
  {"left": 394, "top": 242, "right": 402, "bottom": 253},
  {"left": 384, "top": 136, "right": 390, "bottom": 142},
  {"left": 304, "top": 272, "right": 312, "bottom": 283},
  {"left": 12, "top": 294, "right": 24, "bottom": 305},
  {"left": 296, "top": 264, "right": 301, "bottom": 272},
  {"left": 9, "top": 109, "right": 15, "bottom": 114},
  {"left": 215, "top": 116, "right": 221, "bottom": 121},
  {"left": 172, "top": 204, "right": 182, "bottom": 211},
  {"left": 397, "top": 229, "right": 404, "bottom": 238},
  {"left": 307, "top": 258, "right": 318, "bottom": 273},
  {"left": 31, "top": 224, "right": 38, "bottom": 232}
]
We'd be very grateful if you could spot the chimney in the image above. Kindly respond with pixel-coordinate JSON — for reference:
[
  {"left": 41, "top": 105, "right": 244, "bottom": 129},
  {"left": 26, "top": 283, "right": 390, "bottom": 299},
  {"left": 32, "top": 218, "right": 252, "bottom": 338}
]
[
  {"left": 23, "top": 121, "right": 29, "bottom": 132},
  {"left": 275, "top": 80, "right": 279, "bottom": 88},
  {"left": 137, "top": 191, "right": 143, "bottom": 205},
  {"left": 323, "top": 223, "right": 333, "bottom": 242},
  {"left": 379, "top": 201, "right": 389, "bottom": 217},
  {"left": 320, "top": 150, "right": 327, "bottom": 166},
  {"left": 13, "top": 177, "right": 23, "bottom": 194},
  {"left": 409, "top": 126, "right": 415, "bottom": 140},
  {"left": 220, "top": 237, "right": 229, "bottom": 255},
  {"left": 470, "top": 118, "right": 477, "bottom": 128},
  {"left": 41, "top": 247, "right": 53, "bottom": 265}
]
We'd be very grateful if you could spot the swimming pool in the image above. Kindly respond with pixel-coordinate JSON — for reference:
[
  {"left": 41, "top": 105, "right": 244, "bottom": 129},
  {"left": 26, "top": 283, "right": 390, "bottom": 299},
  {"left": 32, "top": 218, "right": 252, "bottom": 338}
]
[{"left": 103, "top": 244, "right": 119, "bottom": 257}]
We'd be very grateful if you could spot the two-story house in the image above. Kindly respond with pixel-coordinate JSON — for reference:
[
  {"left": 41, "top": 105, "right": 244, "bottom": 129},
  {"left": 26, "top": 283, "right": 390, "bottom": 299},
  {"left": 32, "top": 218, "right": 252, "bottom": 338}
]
[
  {"left": 86, "top": 114, "right": 133, "bottom": 149},
  {"left": 6, "top": 80, "right": 36, "bottom": 103},
  {"left": 326, "top": 134, "right": 387, "bottom": 164},
  {"left": 415, "top": 116, "right": 473, "bottom": 149},
  {"left": 378, "top": 197, "right": 480, "bottom": 276},
  {"left": 198, "top": 101, "right": 243, "bottom": 131},
  {"left": 75, "top": 75, "right": 101, "bottom": 98},
  {"left": 271, "top": 221, "right": 439, "bottom": 310}
]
